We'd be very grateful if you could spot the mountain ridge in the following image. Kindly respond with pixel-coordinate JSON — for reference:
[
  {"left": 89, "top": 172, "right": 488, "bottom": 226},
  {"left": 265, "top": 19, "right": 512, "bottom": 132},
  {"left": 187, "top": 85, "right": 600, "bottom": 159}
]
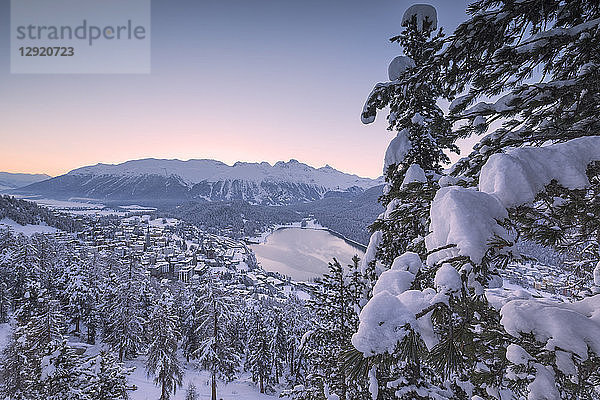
[
  {"left": 0, "top": 172, "right": 51, "bottom": 191},
  {"left": 15, "top": 158, "right": 383, "bottom": 205}
]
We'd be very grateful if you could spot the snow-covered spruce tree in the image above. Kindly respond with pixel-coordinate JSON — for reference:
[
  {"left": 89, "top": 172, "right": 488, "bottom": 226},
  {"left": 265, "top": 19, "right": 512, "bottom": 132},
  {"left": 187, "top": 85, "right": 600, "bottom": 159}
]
[
  {"left": 185, "top": 382, "right": 200, "bottom": 400},
  {"left": 361, "top": 4, "right": 457, "bottom": 267},
  {"left": 194, "top": 271, "right": 241, "bottom": 400},
  {"left": 146, "top": 289, "right": 183, "bottom": 400},
  {"left": 269, "top": 303, "right": 288, "bottom": 385},
  {"left": 294, "top": 258, "right": 369, "bottom": 400},
  {"left": 0, "top": 298, "right": 83, "bottom": 399},
  {"left": 81, "top": 254, "right": 102, "bottom": 345},
  {"left": 81, "top": 350, "right": 132, "bottom": 400},
  {"left": 437, "top": 4, "right": 600, "bottom": 396},
  {"left": 101, "top": 260, "right": 145, "bottom": 362},
  {"left": 245, "top": 308, "right": 273, "bottom": 393},
  {"left": 182, "top": 280, "right": 203, "bottom": 363},
  {"left": 280, "top": 294, "right": 312, "bottom": 385},
  {"left": 352, "top": 5, "right": 519, "bottom": 400},
  {"left": 63, "top": 256, "right": 90, "bottom": 334}
]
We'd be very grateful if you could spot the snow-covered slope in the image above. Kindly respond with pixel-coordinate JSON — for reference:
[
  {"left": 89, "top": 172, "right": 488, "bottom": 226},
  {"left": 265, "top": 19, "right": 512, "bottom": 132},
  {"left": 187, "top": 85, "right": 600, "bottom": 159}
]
[{"left": 17, "top": 159, "right": 383, "bottom": 205}]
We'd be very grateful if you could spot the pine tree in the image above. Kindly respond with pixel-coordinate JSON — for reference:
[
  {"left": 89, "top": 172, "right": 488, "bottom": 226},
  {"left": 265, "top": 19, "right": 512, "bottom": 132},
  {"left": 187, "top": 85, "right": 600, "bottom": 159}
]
[
  {"left": 300, "top": 258, "right": 369, "bottom": 400},
  {"left": 269, "top": 307, "right": 287, "bottom": 385},
  {"left": 146, "top": 289, "right": 183, "bottom": 400},
  {"left": 184, "top": 382, "right": 200, "bottom": 400},
  {"left": 182, "top": 281, "right": 203, "bottom": 363},
  {"left": 63, "top": 257, "right": 89, "bottom": 334},
  {"left": 361, "top": 3, "right": 457, "bottom": 266},
  {"left": 437, "top": 4, "right": 600, "bottom": 397},
  {"left": 353, "top": 5, "right": 505, "bottom": 399},
  {"left": 81, "top": 350, "right": 131, "bottom": 400},
  {"left": 102, "top": 261, "right": 145, "bottom": 362},
  {"left": 245, "top": 309, "right": 272, "bottom": 393},
  {"left": 0, "top": 298, "right": 83, "bottom": 399},
  {"left": 194, "top": 271, "right": 241, "bottom": 400},
  {"left": 37, "top": 339, "right": 82, "bottom": 400}
]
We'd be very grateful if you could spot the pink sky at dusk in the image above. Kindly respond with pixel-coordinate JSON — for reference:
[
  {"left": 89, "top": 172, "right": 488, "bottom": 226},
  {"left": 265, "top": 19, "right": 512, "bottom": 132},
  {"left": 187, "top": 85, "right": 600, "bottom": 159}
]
[{"left": 0, "top": 0, "right": 472, "bottom": 179}]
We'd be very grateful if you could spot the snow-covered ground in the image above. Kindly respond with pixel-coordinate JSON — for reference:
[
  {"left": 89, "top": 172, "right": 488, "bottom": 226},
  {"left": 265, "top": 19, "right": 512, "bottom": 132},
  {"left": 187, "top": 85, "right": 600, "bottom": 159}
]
[
  {"left": 0, "top": 323, "right": 276, "bottom": 400},
  {"left": 0, "top": 218, "right": 59, "bottom": 236},
  {"left": 125, "top": 357, "right": 276, "bottom": 400}
]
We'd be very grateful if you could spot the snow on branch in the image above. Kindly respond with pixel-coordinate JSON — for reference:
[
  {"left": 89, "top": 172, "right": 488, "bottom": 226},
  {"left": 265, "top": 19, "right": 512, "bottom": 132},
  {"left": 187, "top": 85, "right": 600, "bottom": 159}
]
[
  {"left": 479, "top": 136, "right": 600, "bottom": 208},
  {"left": 401, "top": 4, "right": 438, "bottom": 32},
  {"left": 511, "top": 17, "right": 600, "bottom": 54},
  {"left": 428, "top": 137, "right": 600, "bottom": 266},
  {"left": 425, "top": 186, "right": 510, "bottom": 266},
  {"left": 500, "top": 294, "right": 600, "bottom": 376}
]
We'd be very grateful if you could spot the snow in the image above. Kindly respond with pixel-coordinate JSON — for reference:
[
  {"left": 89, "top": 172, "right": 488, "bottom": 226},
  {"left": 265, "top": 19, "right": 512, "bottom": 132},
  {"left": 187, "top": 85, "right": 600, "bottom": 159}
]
[
  {"left": 401, "top": 4, "right": 438, "bottom": 31},
  {"left": 372, "top": 269, "right": 415, "bottom": 297},
  {"left": 473, "top": 116, "right": 486, "bottom": 127},
  {"left": 384, "top": 129, "right": 411, "bottom": 173},
  {"left": 401, "top": 164, "right": 427, "bottom": 187},
  {"left": 68, "top": 158, "right": 380, "bottom": 191},
  {"left": 448, "top": 94, "right": 470, "bottom": 113},
  {"left": 125, "top": 356, "right": 277, "bottom": 400},
  {"left": 434, "top": 264, "right": 462, "bottom": 294},
  {"left": 513, "top": 17, "right": 600, "bottom": 55},
  {"left": 390, "top": 252, "right": 422, "bottom": 275},
  {"left": 361, "top": 230, "right": 382, "bottom": 274},
  {"left": 500, "top": 295, "right": 600, "bottom": 362},
  {"left": 352, "top": 291, "right": 416, "bottom": 356},
  {"left": 354, "top": 250, "right": 438, "bottom": 354},
  {"left": 479, "top": 137, "right": 600, "bottom": 208},
  {"left": 425, "top": 186, "right": 510, "bottom": 266},
  {"left": 594, "top": 262, "right": 600, "bottom": 286},
  {"left": 554, "top": 350, "right": 577, "bottom": 379},
  {"left": 528, "top": 363, "right": 559, "bottom": 400},
  {"left": 505, "top": 344, "right": 532, "bottom": 366},
  {"left": 0, "top": 218, "right": 59, "bottom": 236},
  {"left": 388, "top": 55, "right": 415, "bottom": 81},
  {"left": 398, "top": 289, "right": 437, "bottom": 349},
  {"left": 368, "top": 365, "right": 378, "bottom": 400}
]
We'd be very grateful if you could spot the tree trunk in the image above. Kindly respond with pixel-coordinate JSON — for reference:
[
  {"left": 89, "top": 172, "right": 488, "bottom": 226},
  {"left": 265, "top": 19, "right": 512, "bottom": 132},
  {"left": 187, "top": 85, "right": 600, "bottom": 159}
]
[
  {"left": 211, "top": 372, "right": 217, "bottom": 400},
  {"left": 290, "top": 346, "right": 295, "bottom": 376},
  {"left": 161, "top": 374, "right": 167, "bottom": 400},
  {"left": 339, "top": 267, "right": 347, "bottom": 400},
  {"left": 87, "top": 323, "right": 96, "bottom": 345},
  {"left": 74, "top": 316, "right": 80, "bottom": 333},
  {"left": 119, "top": 344, "right": 124, "bottom": 362},
  {"left": 260, "top": 373, "right": 264, "bottom": 393}
]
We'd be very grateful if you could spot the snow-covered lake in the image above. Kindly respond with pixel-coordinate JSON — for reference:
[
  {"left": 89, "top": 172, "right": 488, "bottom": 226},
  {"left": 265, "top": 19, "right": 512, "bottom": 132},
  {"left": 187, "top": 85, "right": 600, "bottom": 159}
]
[{"left": 250, "top": 228, "right": 364, "bottom": 281}]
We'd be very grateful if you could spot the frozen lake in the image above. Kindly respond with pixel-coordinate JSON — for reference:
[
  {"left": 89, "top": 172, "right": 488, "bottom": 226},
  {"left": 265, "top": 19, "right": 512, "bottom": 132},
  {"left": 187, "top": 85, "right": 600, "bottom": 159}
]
[{"left": 250, "top": 227, "right": 365, "bottom": 281}]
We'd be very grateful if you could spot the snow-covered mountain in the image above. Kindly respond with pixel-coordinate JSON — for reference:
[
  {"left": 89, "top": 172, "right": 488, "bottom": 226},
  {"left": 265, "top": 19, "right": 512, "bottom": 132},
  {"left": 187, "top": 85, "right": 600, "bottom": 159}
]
[
  {"left": 0, "top": 172, "right": 51, "bottom": 192},
  {"left": 17, "top": 158, "right": 383, "bottom": 205}
]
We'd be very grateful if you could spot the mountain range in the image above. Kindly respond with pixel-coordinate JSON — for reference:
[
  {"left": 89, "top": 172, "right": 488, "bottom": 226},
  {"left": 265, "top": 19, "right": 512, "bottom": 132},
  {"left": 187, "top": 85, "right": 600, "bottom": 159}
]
[
  {"left": 13, "top": 158, "right": 383, "bottom": 205},
  {"left": 0, "top": 172, "right": 51, "bottom": 192}
]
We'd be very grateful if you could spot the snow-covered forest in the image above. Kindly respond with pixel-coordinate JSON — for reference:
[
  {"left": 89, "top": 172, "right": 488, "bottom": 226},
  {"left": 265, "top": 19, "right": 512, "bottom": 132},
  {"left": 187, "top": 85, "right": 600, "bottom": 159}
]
[{"left": 1, "top": 1, "right": 600, "bottom": 400}]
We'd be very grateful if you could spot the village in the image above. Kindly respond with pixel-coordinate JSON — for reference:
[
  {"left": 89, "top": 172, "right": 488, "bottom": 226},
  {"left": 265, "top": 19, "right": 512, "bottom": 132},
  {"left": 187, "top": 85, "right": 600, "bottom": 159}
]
[{"left": 31, "top": 211, "right": 315, "bottom": 302}]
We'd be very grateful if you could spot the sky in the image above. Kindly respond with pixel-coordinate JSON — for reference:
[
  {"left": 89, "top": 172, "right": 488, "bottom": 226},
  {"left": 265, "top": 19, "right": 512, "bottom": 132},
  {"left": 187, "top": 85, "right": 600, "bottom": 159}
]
[{"left": 0, "top": 0, "right": 472, "bottom": 178}]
